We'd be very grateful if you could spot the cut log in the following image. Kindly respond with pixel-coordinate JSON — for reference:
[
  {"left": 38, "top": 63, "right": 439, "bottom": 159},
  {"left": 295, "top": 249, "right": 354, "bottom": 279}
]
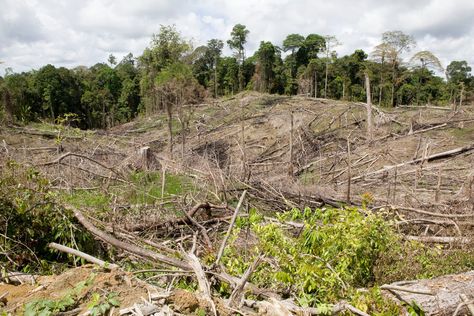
[
  {"left": 383, "top": 270, "right": 474, "bottom": 315},
  {"left": 351, "top": 143, "right": 474, "bottom": 182},
  {"left": 68, "top": 205, "right": 192, "bottom": 271},
  {"left": 404, "top": 235, "right": 472, "bottom": 244}
]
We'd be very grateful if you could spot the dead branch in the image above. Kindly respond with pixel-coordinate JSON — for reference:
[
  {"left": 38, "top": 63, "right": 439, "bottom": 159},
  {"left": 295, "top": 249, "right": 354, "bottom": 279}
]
[
  {"left": 68, "top": 204, "right": 191, "bottom": 271},
  {"left": 229, "top": 255, "right": 263, "bottom": 308},
  {"left": 125, "top": 202, "right": 227, "bottom": 232},
  {"left": 183, "top": 235, "right": 217, "bottom": 316},
  {"left": 216, "top": 190, "right": 247, "bottom": 265},
  {"left": 351, "top": 143, "right": 474, "bottom": 182},
  {"left": 383, "top": 270, "right": 474, "bottom": 315},
  {"left": 376, "top": 205, "right": 474, "bottom": 219},
  {"left": 404, "top": 235, "right": 472, "bottom": 244},
  {"left": 48, "top": 242, "right": 119, "bottom": 268},
  {"left": 38, "top": 152, "right": 122, "bottom": 177}
]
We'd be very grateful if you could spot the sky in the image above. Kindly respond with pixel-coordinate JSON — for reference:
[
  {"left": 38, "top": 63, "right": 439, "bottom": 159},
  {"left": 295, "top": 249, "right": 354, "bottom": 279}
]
[{"left": 1, "top": 0, "right": 474, "bottom": 75}]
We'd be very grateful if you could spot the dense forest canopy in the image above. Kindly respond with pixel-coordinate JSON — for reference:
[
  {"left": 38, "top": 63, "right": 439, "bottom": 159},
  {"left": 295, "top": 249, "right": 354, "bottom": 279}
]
[{"left": 0, "top": 25, "right": 472, "bottom": 129}]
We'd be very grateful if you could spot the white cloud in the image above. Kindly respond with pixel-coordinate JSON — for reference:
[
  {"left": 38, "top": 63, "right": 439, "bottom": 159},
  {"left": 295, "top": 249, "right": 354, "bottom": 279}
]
[{"left": 1, "top": 0, "right": 473, "bottom": 74}]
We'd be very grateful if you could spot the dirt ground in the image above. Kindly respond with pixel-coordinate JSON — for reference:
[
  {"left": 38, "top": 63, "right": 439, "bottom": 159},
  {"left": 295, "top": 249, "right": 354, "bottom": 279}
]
[{"left": 0, "top": 265, "right": 158, "bottom": 314}]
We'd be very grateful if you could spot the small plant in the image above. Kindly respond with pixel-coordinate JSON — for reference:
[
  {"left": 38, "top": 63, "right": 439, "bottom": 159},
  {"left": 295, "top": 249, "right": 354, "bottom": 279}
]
[
  {"left": 87, "top": 292, "right": 120, "bottom": 316},
  {"left": 24, "top": 273, "right": 96, "bottom": 315}
]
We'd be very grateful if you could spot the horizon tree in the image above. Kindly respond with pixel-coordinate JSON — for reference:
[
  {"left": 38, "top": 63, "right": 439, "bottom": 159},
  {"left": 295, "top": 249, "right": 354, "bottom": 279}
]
[{"left": 227, "top": 24, "right": 249, "bottom": 91}]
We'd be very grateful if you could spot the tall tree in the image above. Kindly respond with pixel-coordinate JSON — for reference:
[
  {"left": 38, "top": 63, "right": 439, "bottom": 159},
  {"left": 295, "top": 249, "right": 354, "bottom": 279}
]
[
  {"left": 155, "top": 62, "right": 204, "bottom": 158},
  {"left": 446, "top": 60, "right": 472, "bottom": 107},
  {"left": 139, "top": 25, "right": 191, "bottom": 114},
  {"left": 446, "top": 60, "right": 472, "bottom": 84},
  {"left": 323, "top": 35, "right": 341, "bottom": 98},
  {"left": 227, "top": 24, "right": 249, "bottom": 91},
  {"left": 254, "top": 41, "right": 278, "bottom": 93},
  {"left": 207, "top": 39, "right": 224, "bottom": 97},
  {"left": 410, "top": 51, "right": 443, "bottom": 72},
  {"left": 283, "top": 34, "right": 304, "bottom": 81},
  {"left": 380, "top": 31, "right": 416, "bottom": 106}
]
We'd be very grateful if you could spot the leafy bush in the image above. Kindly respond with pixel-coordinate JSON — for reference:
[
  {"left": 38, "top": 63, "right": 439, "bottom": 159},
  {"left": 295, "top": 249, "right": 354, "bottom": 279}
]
[
  {"left": 223, "top": 207, "right": 398, "bottom": 309},
  {"left": 0, "top": 161, "right": 97, "bottom": 272}
]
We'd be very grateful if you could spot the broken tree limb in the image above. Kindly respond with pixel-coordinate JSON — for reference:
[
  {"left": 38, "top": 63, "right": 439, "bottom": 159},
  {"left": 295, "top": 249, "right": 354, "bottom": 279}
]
[
  {"left": 125, "top": 202, "right": 227, "bottom": 232},
  {"left": 38, "top": 152, "right": 122, "bottom": 177},
  {"left": 460, "top": 294, "right": 474, "bottom": 316},
  {"left": 404, "top": 235, "right": 472, "bottom": 244},
  {"left": 375, "top": 205, "right": 474, "bottom": 219},
  {"left": 183, "top": 235, "right": 217, "bottom": 316},
  {"left": 215, "top": 190, "right": 247, "bottom": 265},
  {"left": 383, "top": 270, "right": 474, "bottom": 315},
  {"left": 229, "top": 255, "right": 264, "bottom": 308},
  {"left": 48, "top": 242, "right": 119, "bottom": 268},
  {"left": 351, "top": 143, "right": 474, "bottom": 182},
  {"left": 68, "top": 205, "right": 192, "bottom": 271}
]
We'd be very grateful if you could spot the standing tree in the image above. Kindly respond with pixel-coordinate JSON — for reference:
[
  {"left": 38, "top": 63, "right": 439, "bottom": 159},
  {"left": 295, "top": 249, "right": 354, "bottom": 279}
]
[
  {"left": 371, "top": 43, "right": 395, "bottom": 105},
  {"left": 410, "top": 51, "right": 443, "bottom": 72},
  {"left": 323, "top": 35, "right": 341, "bottom": 98},
  {"left": 379, "top": 31, "right": 416, "bottom": 106},
  {"left": 446, "top": 60, "right": 472, "bottom": 108},
  {"left": 283, "top": 34, "right": 305, "bottom": 79},
  {"left": 254, "top": 41, "right": 278, "bottom": 93},
  {"left": 227, "top": 24, "right": 249, "bottom": 91},
  {"left": 207, "top": 39, "right": 224, "bottom": 97},
  {"left": 155, "top": 62, "right": 204, "bottom": 158},
  {"left": 409, "top": 51, "right": 444, "bottom": 105},
  {"left": 139, "top": 25, "right": 191, "bottom": 115}
]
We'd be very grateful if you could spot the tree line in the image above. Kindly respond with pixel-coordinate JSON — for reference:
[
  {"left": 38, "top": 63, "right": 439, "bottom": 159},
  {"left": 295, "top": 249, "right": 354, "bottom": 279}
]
[{"left": 0, "top": 25, "right": 472, "bottom": 129}]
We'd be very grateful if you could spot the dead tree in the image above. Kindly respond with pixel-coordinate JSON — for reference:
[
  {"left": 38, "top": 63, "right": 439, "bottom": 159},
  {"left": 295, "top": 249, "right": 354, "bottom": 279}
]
[
  {"left": 383, "top": 270, "right": 474, "bottom": 315},
  {"left": 288, "top": 110, "right": 294, "bottom": 176},
  {"left": 365, "top": 72, "right": 373, "bottom": 142}
]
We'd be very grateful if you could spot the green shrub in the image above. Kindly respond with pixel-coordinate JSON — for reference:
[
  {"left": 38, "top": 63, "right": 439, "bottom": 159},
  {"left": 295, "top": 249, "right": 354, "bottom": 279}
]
[
  {"left": 0, "top": 161, "right": 97, "bottom": 272},
  {"left": 223, "top": 207, "right": 398, "bottom": 308}
]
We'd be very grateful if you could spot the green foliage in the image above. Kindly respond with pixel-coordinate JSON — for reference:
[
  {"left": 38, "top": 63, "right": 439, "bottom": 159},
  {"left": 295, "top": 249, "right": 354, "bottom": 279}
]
[
  {"left": 24, "top": 273, "right": 96, "bottom": 315},
  {"left": 223, "top": 207, "right": 397, "bottom": 308},
  {"left": 375, "top": 240, "right": 474, "bottom": 284},
  {"left": 0, "top": 162, "right": 97, "bottom": 272},
  {"left": 87, "top": 292, "right": 120, "bottom": 316},
  {"left": 126, "top": 171, "right": 194, "bottom": 204},
  {"left": 1, "top": 26, "right": 472, "bottom": 127},
  {"left": 61, "top": 189, "right": 111, "bottom": 213}
]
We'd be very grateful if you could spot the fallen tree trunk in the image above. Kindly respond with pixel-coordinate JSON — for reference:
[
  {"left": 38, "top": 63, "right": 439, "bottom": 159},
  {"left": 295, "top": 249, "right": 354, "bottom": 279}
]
[
  {"left": 68, "top": 205, "right": 192, "bottom": 271},
  {"left": 383, "top": 270, "right": 474, "bottom": 315},
  {"left": 351, "top": 143, "right": 474, "bottom": 182},
  {"left": 125, "top": 202, "right": 228, "bottom": 232},
  {"left": 404, "top": 235, "right": 472, "bottom": 244}
]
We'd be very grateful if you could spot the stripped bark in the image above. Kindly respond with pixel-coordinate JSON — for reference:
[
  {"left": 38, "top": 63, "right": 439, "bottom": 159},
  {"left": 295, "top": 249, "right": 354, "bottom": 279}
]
[{"left": 383, "top": 271, "right": 474, "bottom": 315}]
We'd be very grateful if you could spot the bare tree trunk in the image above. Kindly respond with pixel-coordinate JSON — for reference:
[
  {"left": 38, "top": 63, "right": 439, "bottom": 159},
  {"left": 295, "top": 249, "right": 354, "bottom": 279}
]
[
  {"left": 214, "top": 56, "right": 218, "bottom": 98},
  {"left": 314, "top": 71, "right": 318, "bottom": 98},
  {"left": 181, "top": 118, "right": 185, "bottom": 161},
  {"left": 346, "top": 136, "right": 351, "bottom": 203},
  {"left": 383, "top": 270, "right": 474, "bottom": 315},
  {"left": 288, "top": 110, "right": 294, "bottom": 176},
  {"left": 459, "top": 82, "right": 465, "bottom": 109},
  {"left": 324, "top": 62, "right": 329, "bottom": 98},
  {"left": 365, "top": 72, "right": 373, "bottom": 142},
  {"left": 240, "top": 101, "right": 247, "bottom": 180},
  {"left": 378, "top": 59, "right": 384, "bottom": 106},
  {"left": 166, "top": 103, "right": 173, "bottom": 159}
]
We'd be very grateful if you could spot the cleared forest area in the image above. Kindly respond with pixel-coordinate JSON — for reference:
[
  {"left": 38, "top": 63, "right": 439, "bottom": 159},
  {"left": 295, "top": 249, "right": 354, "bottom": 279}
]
[{"left": 1, "top": 92, "right": 474, "bottom": 315}]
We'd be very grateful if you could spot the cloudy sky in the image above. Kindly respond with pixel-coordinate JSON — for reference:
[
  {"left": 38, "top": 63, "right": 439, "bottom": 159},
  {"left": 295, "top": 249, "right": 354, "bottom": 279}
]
[{"left": 1, "top": 0, "right": 474, "bottom": 75}]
